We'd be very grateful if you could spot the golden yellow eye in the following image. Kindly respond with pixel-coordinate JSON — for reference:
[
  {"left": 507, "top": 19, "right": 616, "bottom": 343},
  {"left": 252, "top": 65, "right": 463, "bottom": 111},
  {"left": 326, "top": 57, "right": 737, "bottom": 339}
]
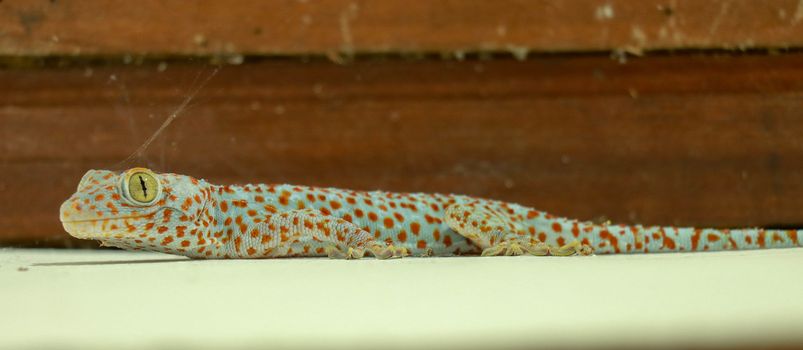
[{"left": 124, "top": 169, "right": 161, "bottom": 205}]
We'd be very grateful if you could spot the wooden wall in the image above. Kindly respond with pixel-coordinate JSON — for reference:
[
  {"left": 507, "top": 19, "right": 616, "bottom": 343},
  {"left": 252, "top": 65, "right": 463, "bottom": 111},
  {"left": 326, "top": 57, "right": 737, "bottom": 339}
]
[{"left": 2, "top": 0, "right": 803, "bottom": 247}]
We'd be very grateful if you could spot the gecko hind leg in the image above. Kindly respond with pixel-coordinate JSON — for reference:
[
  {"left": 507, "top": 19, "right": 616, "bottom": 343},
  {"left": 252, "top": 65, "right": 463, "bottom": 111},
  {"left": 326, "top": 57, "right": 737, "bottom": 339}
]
[
  {"left": 444, "top": 204, "right": 593, "bottom": 256},
  {"left": 445, "top": 204, "right": 543, "bottom": 256}
]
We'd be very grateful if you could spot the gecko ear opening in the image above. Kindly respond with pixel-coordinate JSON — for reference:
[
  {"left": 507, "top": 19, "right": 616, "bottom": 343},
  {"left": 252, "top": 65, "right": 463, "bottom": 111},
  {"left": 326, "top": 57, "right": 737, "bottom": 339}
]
[{"left": 121, "top": 168, "right": 162, "bottom": 206}]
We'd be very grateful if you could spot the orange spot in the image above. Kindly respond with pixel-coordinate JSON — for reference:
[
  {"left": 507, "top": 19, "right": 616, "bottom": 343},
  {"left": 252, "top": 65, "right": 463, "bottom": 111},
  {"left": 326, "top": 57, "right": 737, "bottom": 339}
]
[
  {"left": 384, "top": 217, "right": 394, "bottom": 228},
  {"left": 368, "top": 212, "right": 378, "bottom": 221},
  {"left": 599, "top": 230, "right": 620, "bottom": 253},
  {"left": 433, "top": 229, "right": 440, "bottom": 241},
  {"left": 757, "top": 230, "right": 767, "bottom": 248},
  {"left": 247, "top": 209, "right": 257, "bottom": 216},
  {"left": 157, "top": 226, "right": 168, "bottom": 234},
  {"left": 707, "top": 233, "right": 721, "bottom": 242},
  {"left": 443, "top": 235, "right": 452, "bottom": 247},
  {"left": 787, "top": 230, "right": 799, "bottom": 244},
  {"left": 161, "top": 210, "right": 173, "bottom": 223},
  {"left": 691, "top": 228, "right": 702, "bottom": 250},
  {"left": 394, "top": 212, "right": 404, "bottom": 222},
  {"left": 354, "top": 209, "right": 364, "bottom": 218},
  {"left": 417, "top": 240, "right": 427, "bottom": 249},
  {"left": 552, "top": 222, "right": 562, "bottom": 233},
  {"left": 306, "top": 193, "right": 316, "bottom": 202},
  {"left": 234, "top": 237, "right": 242, "bottom": 253},
  {"left": 161, "top": 236, "right": 174, "bottom": 245},
  {"left": 255, "top": 195, "right": 264, "bottom": 203},
  {"left": 279, "top": 195, "right": 290, "bottom": 206},
  {"left": 526, "top": 210, "right": 538, "bottom": 219},
  {"left": 661, "top": 229, "right": 676, "bottom": 250},
  {"left": 343, "top": 214, "right": 353, "bottom": 222},
  {"left": 247, "top": 247, "right": 256, "bottom": 256},
  {"left": 220, "top": 201, "right": 228, "bottom": 212},
  {"left": 556, "top": 237, "right": 565, "bottom": 246},
  {"left": 410, "top": 222, "right": 421, "bottom": 235},
  {"left": 330, "top": 201, "right": 342, "bottom": 210},
  {"left": 181, "top": 240, "right": 190, "bottom": 247},
  {"left": 397, "top": 230, "right": 407, "bottom": 242},
  {"left": 320, "top": 207, "right": 331, "bottom": 216},
  {"left": 106, "top": 202, "right": 119, "bottom": 215},
  {"left": 538, "top": 232, "right": 546, "bottom": 242}
]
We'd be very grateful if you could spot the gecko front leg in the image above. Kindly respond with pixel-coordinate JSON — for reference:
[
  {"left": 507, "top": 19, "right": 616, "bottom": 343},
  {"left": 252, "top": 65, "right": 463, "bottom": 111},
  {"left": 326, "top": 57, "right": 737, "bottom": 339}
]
[{"left": 236, "top": 209, "right": 404, "bottom": 259}]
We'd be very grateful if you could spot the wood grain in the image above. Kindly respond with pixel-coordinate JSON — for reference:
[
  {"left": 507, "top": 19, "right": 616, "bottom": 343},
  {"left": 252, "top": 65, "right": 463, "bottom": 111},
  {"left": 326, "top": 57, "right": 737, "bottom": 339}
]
[
  {"left": 2, "top": 53, "right": 803, "bottom": 246},
  {"left": 0, "top": 0, "right": 802, "bottom": 57}
]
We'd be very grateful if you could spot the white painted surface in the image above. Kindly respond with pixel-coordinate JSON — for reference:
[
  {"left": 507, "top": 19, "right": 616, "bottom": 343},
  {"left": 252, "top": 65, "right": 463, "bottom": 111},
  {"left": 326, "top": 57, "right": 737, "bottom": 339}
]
[{"left": 1, "top": 248, "right": 803, "bottom": 349}]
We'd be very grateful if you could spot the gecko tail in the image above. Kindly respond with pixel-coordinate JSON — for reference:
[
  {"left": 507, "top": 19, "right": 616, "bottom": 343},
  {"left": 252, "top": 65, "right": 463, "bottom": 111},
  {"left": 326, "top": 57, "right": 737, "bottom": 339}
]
[{"left": 584, "top": 224, "right": 802, "bottom": 254}]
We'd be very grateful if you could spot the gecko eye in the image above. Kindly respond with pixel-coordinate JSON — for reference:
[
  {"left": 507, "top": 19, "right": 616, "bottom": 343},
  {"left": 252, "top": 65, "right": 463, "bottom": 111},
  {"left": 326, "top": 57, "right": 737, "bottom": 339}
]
[{"left": 122, "top": 168, "right": 161, "bottom": 206}]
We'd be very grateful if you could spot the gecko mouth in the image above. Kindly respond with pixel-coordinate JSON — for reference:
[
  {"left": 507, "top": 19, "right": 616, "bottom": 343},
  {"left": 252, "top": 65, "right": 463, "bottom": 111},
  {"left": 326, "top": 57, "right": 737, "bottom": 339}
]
[
  {"left": 60, "top": 215, "right": 150, "bottom": 224},
  {"left": 61, "top": 216, "right": 149, "bottom": 240}
]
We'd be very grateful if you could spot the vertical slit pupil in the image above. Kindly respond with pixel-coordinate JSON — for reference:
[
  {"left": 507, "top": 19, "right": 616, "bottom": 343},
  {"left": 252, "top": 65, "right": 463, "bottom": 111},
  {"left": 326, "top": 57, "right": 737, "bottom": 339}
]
[{"left": 138, "top": 175, "right": 148, "bottom": 197}]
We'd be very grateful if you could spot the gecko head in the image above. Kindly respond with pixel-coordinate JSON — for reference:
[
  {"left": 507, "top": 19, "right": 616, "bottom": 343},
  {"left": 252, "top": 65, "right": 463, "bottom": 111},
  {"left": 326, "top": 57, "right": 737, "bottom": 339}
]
[{"left": 59, "top": 167, "right": 211, "bottom": 254}]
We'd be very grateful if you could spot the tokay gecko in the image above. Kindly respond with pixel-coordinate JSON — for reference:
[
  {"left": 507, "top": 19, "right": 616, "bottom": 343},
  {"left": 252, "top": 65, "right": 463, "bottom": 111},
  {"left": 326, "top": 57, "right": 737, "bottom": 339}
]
[{"left": 60, "top": 168, "right": 803, "bottom": 259}]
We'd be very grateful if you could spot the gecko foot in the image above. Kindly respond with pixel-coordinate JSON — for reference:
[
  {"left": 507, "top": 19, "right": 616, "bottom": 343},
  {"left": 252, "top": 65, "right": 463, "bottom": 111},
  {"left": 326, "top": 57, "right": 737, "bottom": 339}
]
[
  {"left": 551, "top": 241, "right": 594, "bottom": 256},
  {"left": 367, "top": 243, "right": 409, "bottom": 259},
  {"left": 325, "top": 246, "right": 366, "bottom": 259},
  {"left": 481, "top": 238, "right": 550, "bottom": 256}
]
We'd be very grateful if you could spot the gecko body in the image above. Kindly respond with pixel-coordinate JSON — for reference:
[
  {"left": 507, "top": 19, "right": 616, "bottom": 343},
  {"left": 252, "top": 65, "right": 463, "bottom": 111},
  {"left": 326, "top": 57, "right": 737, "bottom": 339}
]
[{"left": 60, "top": 168, "right": 803, "bottom": 258}]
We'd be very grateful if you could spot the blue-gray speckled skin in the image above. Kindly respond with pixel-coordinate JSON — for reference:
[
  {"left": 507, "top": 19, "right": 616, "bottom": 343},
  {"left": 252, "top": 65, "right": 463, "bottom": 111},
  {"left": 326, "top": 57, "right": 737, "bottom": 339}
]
[{"left": 60, "top": 168, "right": 803, "bottom": 259}]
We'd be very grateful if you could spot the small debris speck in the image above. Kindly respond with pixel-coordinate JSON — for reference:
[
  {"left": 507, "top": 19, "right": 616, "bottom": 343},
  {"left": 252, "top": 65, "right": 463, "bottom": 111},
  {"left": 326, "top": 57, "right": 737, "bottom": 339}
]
[
  {"left": 595, "top": 4, "right": 615, "bottom": 20},
  {"left": 226, "top": 54, "right": 244, "bottom": 65},
  {"left": 18, "top": 267, "right": 28, "bottom": 272},
  {"left": 193, "top": 34, "right": 208, "bottom": 47}
]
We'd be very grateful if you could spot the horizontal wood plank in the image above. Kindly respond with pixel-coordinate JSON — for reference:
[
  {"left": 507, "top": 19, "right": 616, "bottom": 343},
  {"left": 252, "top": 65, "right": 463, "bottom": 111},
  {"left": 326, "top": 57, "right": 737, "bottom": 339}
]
[
  {"left": 0, "top": 0, "right": 802, "bottom": 57},
  {"left": 2, "top": 53, "right": 803, "bottom": 246}
]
